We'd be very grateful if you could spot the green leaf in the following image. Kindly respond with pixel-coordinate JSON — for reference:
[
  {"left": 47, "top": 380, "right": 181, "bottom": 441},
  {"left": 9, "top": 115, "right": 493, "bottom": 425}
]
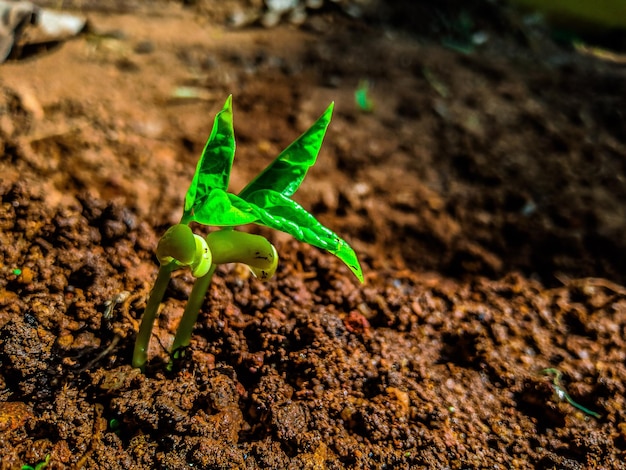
[
  {"left": 183, "top": 95, "right": 236, "bottom": 223},
  {"left": 239, "top": 102, "right": 334, "bottom": 200},
  {"left": 179, "top": 96, "right": 363, "bottom": 282},
  {"left": 246, "top": 189, "right": 364, "bottom": 282},
  {"left": 185, "top": 188, "right": 258, "bottom": 226}
]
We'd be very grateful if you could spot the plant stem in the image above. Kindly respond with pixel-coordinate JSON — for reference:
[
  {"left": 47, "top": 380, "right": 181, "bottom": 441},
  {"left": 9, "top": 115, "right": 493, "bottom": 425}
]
[
  {"left": 542, "top": 368, "right": 601, "bottom": 418},
  {"left": 132, "top": 262, "right": 175, "bottom": 369},
  {"left": 170, "top": 263, "right": 217, "bottom": 359}
]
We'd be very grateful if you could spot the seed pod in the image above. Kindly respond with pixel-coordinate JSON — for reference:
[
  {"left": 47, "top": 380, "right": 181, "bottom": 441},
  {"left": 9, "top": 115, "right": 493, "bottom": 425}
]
[
  {"left": 190, "top": 234, "right": 212, "bottom": 277},
  {"left": 207, "top": 229, "right": 279, "bottom": 281},
  {"left": 248, "top": 243, "right": 278, "bottom": 281},
  {"left": 156, "top": 225, "right": 212, "bottom": 277},
  {"left": 156, "top": 224, "right": 196, "bottom": 266}
]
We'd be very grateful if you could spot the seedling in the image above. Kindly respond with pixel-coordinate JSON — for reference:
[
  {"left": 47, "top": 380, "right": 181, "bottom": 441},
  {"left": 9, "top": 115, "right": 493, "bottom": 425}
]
[
  {"left": 132, "top": 96, "right": 363, "bottom": 369},
  {"left": 355, "top": 79, "right": 374, "bottom": 112},
  {"left": 542, "top": 368, "right": 601, "bottom": 419},
  {"left": 21, "top": 454, "right": 50, "bottom": 470}
]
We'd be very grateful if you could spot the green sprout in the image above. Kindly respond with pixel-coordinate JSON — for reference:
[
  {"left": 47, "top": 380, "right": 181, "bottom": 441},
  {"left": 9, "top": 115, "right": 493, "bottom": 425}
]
[
  {"left": 132, "top": 96, "right": 363, "bottom": 369},
  {"left": 109, "top": 417, "right": 121, "bottom": 435},
  {"left": 21, "top": 454, "right": 50, "bottom": 470},
  {"left": 542, "top": 368, "right": 601, "bottom": 419},
  {"left": 355, "top": 79, "right": 374, "bottom": 112}
]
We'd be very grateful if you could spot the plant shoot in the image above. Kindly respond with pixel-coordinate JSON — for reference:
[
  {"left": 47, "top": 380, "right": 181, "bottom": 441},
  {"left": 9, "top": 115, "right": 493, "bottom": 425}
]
[{"left": 132, "top": 96, "right": 363, "bottom": 369}]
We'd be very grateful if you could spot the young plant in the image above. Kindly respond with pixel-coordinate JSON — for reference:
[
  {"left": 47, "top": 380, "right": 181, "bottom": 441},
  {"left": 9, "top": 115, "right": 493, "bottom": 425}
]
[
  {"left": 21, "top": 454, "right": 50, "bottom": 470},
  {"left": 132, "top": 96, "right": 363, "bottom": 369}
]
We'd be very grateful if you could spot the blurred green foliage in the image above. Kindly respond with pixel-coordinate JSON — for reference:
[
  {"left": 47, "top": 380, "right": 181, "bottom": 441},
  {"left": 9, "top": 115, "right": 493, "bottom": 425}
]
[{"left": 511, "top": 0, "right": 626, "bottom": 30}]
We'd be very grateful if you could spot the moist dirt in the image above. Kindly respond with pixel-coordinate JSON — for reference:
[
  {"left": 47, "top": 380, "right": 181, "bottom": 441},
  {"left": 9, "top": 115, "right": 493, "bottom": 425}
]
[{"left": 1, "top": 1, "right": 626, "bottom": 468}]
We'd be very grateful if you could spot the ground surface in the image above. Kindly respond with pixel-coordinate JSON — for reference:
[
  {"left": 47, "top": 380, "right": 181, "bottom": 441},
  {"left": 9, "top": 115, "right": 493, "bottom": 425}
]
[{"left": 1, "top": 1, "right": 626, "bottom": 468}]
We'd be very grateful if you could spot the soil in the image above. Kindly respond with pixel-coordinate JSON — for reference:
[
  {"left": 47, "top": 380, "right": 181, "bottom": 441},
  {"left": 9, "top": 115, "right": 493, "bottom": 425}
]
[{"left": 1, "top": 1, "right": 626, "bottom": 468}]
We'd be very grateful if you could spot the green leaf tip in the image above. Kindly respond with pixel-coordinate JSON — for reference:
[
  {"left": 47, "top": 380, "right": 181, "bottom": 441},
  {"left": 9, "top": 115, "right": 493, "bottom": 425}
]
[
  {"left": 183, "top": 95, "right": 235, "bottom": 224},
  {"left": 239, "top": 102, "right": 334, "bottom": 200},
  {"left": 334, "top": 237, "right": 364, "bottom": 283}
]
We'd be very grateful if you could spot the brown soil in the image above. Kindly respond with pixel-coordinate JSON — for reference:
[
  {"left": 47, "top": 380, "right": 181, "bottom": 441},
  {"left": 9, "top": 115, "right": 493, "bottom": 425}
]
[{"left": 1, "top": 1, "right": 626, "bottom": 468}]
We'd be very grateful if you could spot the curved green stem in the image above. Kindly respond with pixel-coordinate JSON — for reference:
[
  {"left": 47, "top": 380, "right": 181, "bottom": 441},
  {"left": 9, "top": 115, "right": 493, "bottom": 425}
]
[
  {"left": 170, "top": 263, "right": 217, "bottom": 359},
  {"left": 132, "top": 262, "right": 176, "bottom": 369},
  {"left": 542, "top": 368, "right": 601, "bottom": 419}
]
